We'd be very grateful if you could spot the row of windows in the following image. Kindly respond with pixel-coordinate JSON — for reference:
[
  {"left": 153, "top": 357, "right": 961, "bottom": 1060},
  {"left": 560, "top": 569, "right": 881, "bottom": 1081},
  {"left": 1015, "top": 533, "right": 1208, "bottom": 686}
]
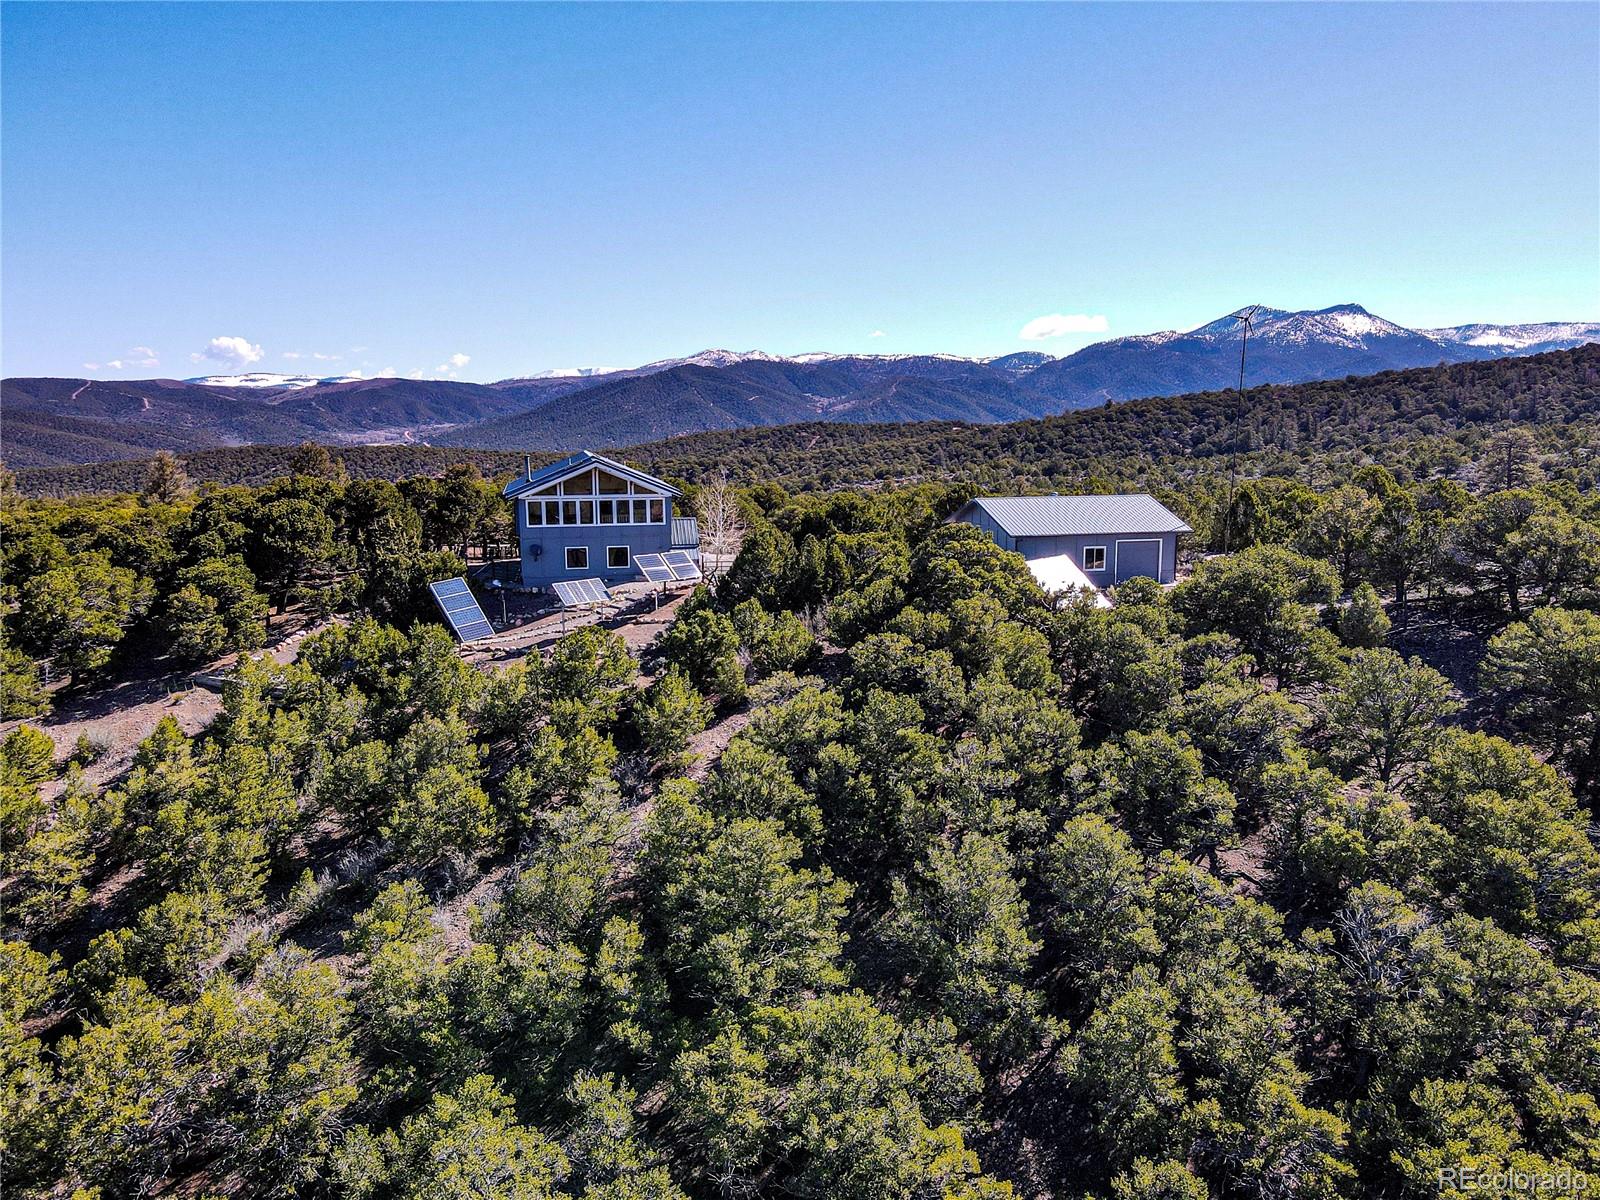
[
  {"left": 526, "top": 468, "right": 647, "bottom": 497},
  {"left": 527, "top": 497, "right": 665, "bottom": 527},
  {"left": 565, "top": 546, "right": 631, "bottom": 571}
]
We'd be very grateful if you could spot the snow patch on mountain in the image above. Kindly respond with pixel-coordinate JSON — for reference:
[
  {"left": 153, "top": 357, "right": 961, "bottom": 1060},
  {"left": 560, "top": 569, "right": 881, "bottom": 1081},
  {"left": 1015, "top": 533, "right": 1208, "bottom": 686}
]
[
  {"left": 185, "top": 371, "right": 365, "bottom": 390},
  {"left": 1422, "top": 322, "right": 1600, "bottom": 354}
]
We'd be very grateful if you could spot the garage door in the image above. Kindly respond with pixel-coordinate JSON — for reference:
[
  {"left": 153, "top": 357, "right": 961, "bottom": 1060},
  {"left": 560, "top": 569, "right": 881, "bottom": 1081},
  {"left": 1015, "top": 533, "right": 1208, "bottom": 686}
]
[{"left": 1114, "top": 538, "right": 1161, "bottom": 583}]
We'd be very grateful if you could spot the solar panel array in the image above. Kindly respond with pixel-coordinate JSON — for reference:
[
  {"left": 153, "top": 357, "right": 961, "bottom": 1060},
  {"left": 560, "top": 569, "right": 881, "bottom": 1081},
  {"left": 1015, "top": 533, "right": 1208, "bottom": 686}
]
[
  {"left": 663, "top": 550, "right": 703, "bottom": 582},
  {"left": 552, "top": 578, "right": 612, "bottom": 608},
  {"left": 633, "top": 553, "right": 676, "bottom": 584},
  {"left": 429, "top": 578, "right": 495, "bottom": 642}
]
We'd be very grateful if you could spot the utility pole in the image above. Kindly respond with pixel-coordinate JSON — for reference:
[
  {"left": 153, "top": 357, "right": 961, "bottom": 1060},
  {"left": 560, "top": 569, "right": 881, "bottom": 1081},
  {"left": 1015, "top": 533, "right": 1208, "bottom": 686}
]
[{"left": 1221, "top": 305, "right": 1260, "bottom": 554}]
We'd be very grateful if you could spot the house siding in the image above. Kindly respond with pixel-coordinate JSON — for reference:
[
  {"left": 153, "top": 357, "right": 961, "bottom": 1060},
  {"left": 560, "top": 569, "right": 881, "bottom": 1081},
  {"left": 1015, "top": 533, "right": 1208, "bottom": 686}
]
[
  {"left": 515, "top": 497, "right": 676, "bottom": 589},
  {"left": 963, "top": 505, "right": 1017, "bottom": 552},
  {"left": 1010, "top": 530, "right": 1179, "bottom": 586}
]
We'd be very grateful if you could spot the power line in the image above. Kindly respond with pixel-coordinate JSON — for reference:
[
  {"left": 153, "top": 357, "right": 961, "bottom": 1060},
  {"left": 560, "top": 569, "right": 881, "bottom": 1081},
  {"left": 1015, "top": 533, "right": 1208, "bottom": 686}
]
[{"left": 1221, "top": 305, "right": 1260, "bottom": 554}]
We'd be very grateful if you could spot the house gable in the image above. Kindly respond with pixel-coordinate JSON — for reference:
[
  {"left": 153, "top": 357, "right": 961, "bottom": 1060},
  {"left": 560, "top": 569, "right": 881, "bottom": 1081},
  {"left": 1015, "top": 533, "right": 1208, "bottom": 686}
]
[{"left": 503, "top": 451, "right": 682, "bottom": 500}]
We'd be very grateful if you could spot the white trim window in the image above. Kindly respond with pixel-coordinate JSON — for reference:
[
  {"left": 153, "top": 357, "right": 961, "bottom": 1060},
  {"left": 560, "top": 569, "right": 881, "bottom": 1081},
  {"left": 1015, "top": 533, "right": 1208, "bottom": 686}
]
[
  {"left": 527, "top": 494, "right": 669, "bottom": 527},
  {"left": 606, "top": 545, "right": 630, "bottom": 570},
  {"left": 1083, "top": 545, "right": 1107, "bottom": 572},
  {"left": 565, "top": 546, "right": 589, "bottom": 571}
]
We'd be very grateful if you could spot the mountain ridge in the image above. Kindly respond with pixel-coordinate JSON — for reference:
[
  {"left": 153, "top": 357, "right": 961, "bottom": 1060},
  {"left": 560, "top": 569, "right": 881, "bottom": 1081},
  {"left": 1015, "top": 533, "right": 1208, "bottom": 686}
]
[{"left": 6, "top": 306, "right": 1595, "bottom": 467}]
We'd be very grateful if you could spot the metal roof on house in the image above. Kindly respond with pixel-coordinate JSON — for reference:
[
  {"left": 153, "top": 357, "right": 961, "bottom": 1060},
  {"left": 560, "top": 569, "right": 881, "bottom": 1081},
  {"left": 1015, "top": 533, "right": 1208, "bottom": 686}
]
[
  {"left": 959, "top": 494, "right": 1193, "bottom": 539},
  {"left": 503, "top": 450, "right": 682, "bottom": 499},
  {"left": 670, "top": 517, "right": 700, "bottom": 548}
]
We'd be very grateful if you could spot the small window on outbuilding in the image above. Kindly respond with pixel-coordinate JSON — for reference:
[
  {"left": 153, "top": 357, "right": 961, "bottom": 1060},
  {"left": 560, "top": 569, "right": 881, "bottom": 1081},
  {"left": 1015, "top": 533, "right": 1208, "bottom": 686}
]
[
  {"left": 1083, "top": 546, "right": 1107, "bottom": 572},
  {"left": 607, "top": 546, "right": 630, "bottom": 569},
  {"left": 566, "top": 546, "right": 589, "bottom": 570}
]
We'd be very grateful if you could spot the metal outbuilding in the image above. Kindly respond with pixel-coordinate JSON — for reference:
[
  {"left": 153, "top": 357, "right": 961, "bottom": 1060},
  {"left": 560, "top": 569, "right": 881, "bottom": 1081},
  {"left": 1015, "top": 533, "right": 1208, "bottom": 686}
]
[{"left": 950, "top": 494, "right": 1193, "bottom": 589}]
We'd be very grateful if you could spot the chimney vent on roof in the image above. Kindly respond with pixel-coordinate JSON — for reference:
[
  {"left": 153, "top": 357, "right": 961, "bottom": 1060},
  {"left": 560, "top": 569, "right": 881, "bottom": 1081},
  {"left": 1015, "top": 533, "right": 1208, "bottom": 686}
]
[{"left": 525, "top": 455, "right": 532, "bottom": 480}]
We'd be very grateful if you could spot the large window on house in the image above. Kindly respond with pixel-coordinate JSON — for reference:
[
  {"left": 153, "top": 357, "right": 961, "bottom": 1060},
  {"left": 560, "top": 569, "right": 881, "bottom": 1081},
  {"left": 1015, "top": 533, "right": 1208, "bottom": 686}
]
[
  {"left": 524, "top": 472, "right": 670, "bottom": 527},
  {"left": 607, "top": 546, "right": 630, "bottom": 569},
  {"left": 565, "top": 546, "right": 589, "bottom": 570},
  {"left": 1083, "top": 546, "right": 1107, "bottom": 572}
]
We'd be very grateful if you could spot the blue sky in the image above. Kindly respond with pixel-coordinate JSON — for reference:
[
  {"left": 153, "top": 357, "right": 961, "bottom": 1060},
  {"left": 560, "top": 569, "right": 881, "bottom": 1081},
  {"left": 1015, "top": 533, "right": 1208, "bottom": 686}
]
[{"left": 3, "top": 2, "right": 1596, "bottom": 382}]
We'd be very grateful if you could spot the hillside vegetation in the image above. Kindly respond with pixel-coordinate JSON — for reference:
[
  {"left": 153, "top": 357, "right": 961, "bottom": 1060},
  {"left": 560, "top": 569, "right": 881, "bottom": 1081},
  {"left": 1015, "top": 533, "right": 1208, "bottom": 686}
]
[
  {"left": 7, "top": 311, "right": 1595, "bottom": 468},
  {"left": 4, "top": 414, "right": 1600, "bottom": 1197},
  {"left": 17, "top": 344, "right": 1600, "bottom": 500}
]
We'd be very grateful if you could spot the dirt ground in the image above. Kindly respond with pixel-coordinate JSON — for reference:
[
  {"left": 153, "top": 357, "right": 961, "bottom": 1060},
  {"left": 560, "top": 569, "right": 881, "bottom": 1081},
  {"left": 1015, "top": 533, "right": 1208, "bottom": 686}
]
[
  {"left": 11, "top": 584, "right": 705, "bottom": 804},
  {"left": 15, "top": 612, "right": 337, "bottom": 801},
  {"left": 460, "top": 581, "right": 697, "bottom": 670}
]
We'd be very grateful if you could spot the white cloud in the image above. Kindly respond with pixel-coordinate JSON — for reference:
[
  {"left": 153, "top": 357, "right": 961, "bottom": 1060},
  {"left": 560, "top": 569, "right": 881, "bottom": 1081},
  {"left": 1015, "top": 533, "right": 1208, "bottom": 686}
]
[
  {"left": 407, "top": 368, "right": 424, "bottom": 380},
  {"left": 282, "top": 351, "right": 302, "bottom": 360},
  {"left": 85, "top": 346, "right": 161, "bottom": 371},
  {"left": 190, "top": 335, "right": 264, "bottom": 367},
  {"left": 376, "top": 366, "right": 399, "bottom": 378},
  {"left": 1019, "top": 313, "right": 1109, "bottom": 341},
  {"left": 312, "top": 351, "right": 341, "bottom": 361},
  {"left": 869, "top": 330, "right": 886, "bottom": 338},
  {"left": 433, "top": 352, "right": 471, "bottom": 378}
]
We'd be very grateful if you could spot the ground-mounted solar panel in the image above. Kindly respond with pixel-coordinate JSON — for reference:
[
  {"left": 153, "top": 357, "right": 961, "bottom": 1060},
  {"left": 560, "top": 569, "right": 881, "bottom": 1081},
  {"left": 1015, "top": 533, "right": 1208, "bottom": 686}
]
[
  {"left": 663, "top": 550, "right": 703, "bottom": 582},
  {"left": 429, "top": 578, "right": 495, "bottom": 642},
  {"left": 554, "top": 578, "right": 612, "bottom": 608},
  {"left": 634, "top": 553, "right": 675, "bottom": 584}
]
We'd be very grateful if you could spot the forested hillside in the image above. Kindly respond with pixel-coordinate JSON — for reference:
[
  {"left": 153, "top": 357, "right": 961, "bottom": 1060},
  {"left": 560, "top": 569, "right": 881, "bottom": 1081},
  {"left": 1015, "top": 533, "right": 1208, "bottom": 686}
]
[
  {"left": 15, "top": 344, "right": 1600, "bottom": 499},
  {"left": 4, "top": 427, "right": 1600, "bottom": 1197}
]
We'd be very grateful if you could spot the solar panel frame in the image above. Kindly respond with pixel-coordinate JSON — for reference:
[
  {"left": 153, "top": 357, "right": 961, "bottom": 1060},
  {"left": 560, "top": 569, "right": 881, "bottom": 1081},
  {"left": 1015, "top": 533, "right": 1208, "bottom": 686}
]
[
  {"left": 553, "top": 578, "right": 612, "bottom": 608},
  {"left": 662, "top": 550, "right": 703, "bottom": 582},
  {"left": 429, "top": 578, "right": 495, "bottom": 642},
  {"left": 634, "top": 553, "right": 675, "bottom": 584}
]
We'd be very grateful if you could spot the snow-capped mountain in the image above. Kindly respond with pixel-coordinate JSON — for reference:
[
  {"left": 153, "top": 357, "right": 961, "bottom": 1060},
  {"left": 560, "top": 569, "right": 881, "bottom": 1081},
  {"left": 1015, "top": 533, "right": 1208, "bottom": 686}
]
[
  {"left": 1423, "top": 322, "right": 1600, "bottom": 356},
  {"left": 523, "top": 366, "right": 618, "bottom": 379},
  {"left": 184, "top": 371, "right": 366, "bottom": 390},
  {"left": 14, "top": 302, "right": 1596, "bottom": 468},
  {"left": 1018, "top": 303, "right": 1597, "bottom": 408},
  {"left": 1188, "top": 304, "right": 1421, "bottom": 349}
]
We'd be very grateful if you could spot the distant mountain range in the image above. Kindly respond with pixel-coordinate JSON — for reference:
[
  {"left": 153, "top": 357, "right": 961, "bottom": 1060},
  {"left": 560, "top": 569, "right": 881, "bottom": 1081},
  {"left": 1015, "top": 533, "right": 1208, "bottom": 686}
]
[{"left": 6, "top": 304, "right": 1596, "bottom": 468}]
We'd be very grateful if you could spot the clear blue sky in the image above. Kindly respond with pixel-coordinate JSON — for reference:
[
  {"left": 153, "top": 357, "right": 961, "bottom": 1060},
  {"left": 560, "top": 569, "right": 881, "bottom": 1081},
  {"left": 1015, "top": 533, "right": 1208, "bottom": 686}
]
[{"left": 3, "top": 2, "right": 1596, "bottom": 381}]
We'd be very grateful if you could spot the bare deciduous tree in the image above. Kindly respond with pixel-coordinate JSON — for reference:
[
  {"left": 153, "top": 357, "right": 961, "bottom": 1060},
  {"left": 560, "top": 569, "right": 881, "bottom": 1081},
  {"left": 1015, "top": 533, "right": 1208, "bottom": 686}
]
[{"left": 696, "top": 469, "right": 745, "bottom": 581}]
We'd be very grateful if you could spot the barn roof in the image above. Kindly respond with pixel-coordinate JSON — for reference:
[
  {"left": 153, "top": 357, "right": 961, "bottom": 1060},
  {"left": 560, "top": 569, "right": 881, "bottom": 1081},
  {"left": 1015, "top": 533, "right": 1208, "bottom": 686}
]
[
  {"left": 503, "top": 450, "right": 682, "bottom": 499},
  {"left": 957, "top": 494, "right": 1193, "bottom": 539}
]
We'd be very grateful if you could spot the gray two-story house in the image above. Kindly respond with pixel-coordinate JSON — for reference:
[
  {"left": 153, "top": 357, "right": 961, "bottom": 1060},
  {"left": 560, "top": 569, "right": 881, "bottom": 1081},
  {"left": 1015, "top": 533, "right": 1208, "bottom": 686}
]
[
  {"left": 502, "top": 450, "right": 699, "bottom": 590},
  {"left": 950, "top": 494, "right": 1192, "bottom": 590}
]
